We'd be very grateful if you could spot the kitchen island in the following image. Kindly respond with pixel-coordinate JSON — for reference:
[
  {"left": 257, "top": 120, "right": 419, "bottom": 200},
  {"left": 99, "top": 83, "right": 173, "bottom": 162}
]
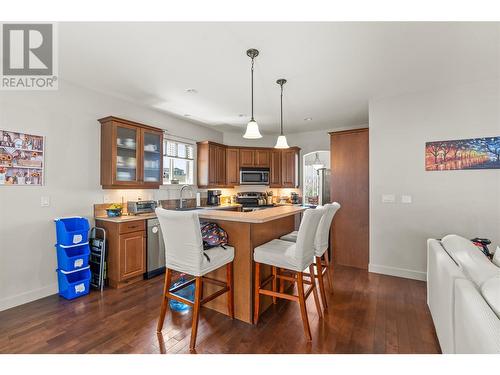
[
  {"left": 96, "top": 205, "right": 305, "bottom": 323},
  {"left": 197, "top": 205, "right": 306, "bottom": 324}
]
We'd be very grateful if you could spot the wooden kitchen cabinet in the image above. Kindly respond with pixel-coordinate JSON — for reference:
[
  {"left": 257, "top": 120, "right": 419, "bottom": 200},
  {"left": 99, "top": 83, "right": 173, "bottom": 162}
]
[
  {"left": 281, "top": 148, "right": 300, "bottom": 188},
  {"left": 239, "top": 148, "right": 270, "bottom": 168},
  {"left": 255, "top": 149, "right": 270, "bottom": 167},
  {"left": 95, "top": 219, "right": 146, "bottom": 289},
  {"left": 270, "top": 150, "right": 282, "bottom": 187},
  {"left": 197, "top": 141, "right": 227, "bottom": 188},
  {"left": 99, "top": 116, "right": 163, "bottom": 189},
  {"left": 197, "top": 142, "right": 300, "bottom": 188},
  {"left": 119, "top": 231, "right": 146, "bottom": 280},
  {"left": 226, "top": 147, "right": 240, "bottom": 186},
  {"left": 239, "top": 149, "right": 255, "bottom": 167}
]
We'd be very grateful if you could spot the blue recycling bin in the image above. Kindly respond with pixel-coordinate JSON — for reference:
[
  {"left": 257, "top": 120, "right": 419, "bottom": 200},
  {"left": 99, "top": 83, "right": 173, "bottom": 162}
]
[
  {"left": 56, "top": 243, "right": 90, "bottom": 272},
  {"left": 55, "top": 217, "right": 90, "bottom": 246},
  {"left": 57, "top": 267, "right": 91, "bottom": 300}
]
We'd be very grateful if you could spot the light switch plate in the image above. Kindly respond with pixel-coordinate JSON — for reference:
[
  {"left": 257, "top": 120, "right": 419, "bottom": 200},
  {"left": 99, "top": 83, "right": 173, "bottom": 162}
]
[
  {"left": 401, "top": 195, "right": 412, "bottom": 204},
  {"left": 40, "top": 196, "right": 50, "bottom": 207},
  {"left": 382, "top": 194, "right": 396, "bottom": 203}
]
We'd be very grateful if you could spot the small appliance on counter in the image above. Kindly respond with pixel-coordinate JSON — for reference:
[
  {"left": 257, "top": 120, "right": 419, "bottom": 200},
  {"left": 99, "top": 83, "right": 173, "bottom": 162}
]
[
  {"left": 291, "top": 192, "right": 300, "bottom": 204},
  {"left": 207, "top": 190, "right": 222, "bottom": 206},
  {"left": 127, "top": 200, "right": 157, "bottom": 215}
]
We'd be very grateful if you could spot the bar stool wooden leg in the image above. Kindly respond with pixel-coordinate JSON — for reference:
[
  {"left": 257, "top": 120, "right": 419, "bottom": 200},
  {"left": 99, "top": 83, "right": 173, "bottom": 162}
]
[
  {"left": 272, "top": 266, "right": 277, "bottom": 304},
  {"left": 226, "top": 262, "right": 234, "bottom": 319},
  {"left": 189, "top": 276, "right": 203, "bottom": 351},
  {"left": 324, "top": 251, "right": 334, "bottom": 292},
  {"left": 157, "top": 268, "right": 172, "bottom": 332},
  {"left": 253, "top": 262, "right": 261, "bottom": 324},
  {"left": 309, "top": 264, "right": 323, "bottom": 319},
  {"left": 297, "top": 272, "right": 312, "bottom": 341},
  {"left": 279, "top": 268, "right": 285, "bottom": 294},
  {"left": 315, "top": 256, "right": 328, "bottom": 310}
]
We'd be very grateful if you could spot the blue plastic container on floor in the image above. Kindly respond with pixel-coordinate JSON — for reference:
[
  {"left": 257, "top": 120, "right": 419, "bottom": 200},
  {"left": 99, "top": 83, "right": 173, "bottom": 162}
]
[
  {"left": 169, "top": 277, "right": 195, "bottom": 311},
  {"left": 57, "top": 267, "right": 91, "bottom": 300},
  {"left": 56, "top": 243, "right": 90, "bottom": 272},
  {"left": 55, "top": 217, "right": 90, "bottom": 246}
]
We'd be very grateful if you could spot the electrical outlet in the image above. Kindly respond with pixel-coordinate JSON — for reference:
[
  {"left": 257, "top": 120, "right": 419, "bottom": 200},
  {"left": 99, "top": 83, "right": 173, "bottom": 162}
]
[
  {"left": 382, "top": 194, "right": 396, "bottom": 203},
  {"left": 401, "top": 195, "right": 412, "bottom": 204},
  {"left": 40, "top": 196, "right": 50, "bottom": 207},
  {"left": 103, "top": 194, "right": 112, "bottom": 203}
]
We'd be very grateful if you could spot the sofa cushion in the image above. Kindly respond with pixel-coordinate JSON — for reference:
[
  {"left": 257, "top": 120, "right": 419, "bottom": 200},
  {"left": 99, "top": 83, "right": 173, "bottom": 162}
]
[
  {"left": 480, "top": 276, "right": 500, "bottom": 319},
  {"left": 441, "top": 234, "right": 499, "bottom": 287}
]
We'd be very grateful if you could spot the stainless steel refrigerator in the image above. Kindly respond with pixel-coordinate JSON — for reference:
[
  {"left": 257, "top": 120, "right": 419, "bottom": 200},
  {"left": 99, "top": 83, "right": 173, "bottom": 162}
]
[{"left": 317, "top": 168, "right": 331, "bottom": 205}]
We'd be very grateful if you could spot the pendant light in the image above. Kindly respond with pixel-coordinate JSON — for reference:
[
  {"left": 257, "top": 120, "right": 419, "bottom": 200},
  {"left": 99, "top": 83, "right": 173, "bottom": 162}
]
[
  {"left": 312, "top": 152, "right": 324, "bottom": 170},
  {"left": 243, "top": 48, "right": 262, "bottom": 139},
  {"left": 274, "top": 78, "right": 290, "bottom": 149}
]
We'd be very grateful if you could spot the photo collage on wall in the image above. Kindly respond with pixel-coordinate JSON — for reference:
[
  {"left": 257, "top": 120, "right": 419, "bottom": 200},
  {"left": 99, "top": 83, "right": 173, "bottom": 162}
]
[{"left": 0, "top": 130, "right": 45, "bottom": 185}]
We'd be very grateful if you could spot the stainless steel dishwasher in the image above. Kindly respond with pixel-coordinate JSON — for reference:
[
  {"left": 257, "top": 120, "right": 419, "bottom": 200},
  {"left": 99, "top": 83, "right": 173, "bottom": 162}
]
[{"left": 145, "top": 218, "right": 165, "bottom": 279}]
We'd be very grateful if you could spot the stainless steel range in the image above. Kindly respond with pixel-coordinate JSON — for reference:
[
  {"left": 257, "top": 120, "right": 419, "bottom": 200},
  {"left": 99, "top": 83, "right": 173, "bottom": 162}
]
[{"left": 236, "top": 192, "right": 274, "bottom": 212}]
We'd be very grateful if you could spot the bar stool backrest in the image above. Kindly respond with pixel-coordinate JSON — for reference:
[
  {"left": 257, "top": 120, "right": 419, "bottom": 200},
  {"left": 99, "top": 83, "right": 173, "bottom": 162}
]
[
  {"left": 293, "top": 208, "right": 325, "bottom": 270},
  {"left": 155, "top": 208, "right": 204, "bottom": 275},
  {"left": 314, "top": 202, "right": 341, "bottom": 255}
]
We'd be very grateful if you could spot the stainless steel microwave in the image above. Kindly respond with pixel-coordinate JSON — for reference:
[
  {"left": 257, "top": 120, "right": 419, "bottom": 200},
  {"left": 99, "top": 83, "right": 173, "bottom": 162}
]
[{"left": 240, "top": 168, "right": 270, "bottom": 185}]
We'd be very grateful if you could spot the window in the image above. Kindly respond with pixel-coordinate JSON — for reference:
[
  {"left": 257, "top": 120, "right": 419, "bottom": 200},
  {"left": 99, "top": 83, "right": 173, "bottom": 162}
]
[{"left": 163, "top": 138, "right": 195, "bottom": 185}]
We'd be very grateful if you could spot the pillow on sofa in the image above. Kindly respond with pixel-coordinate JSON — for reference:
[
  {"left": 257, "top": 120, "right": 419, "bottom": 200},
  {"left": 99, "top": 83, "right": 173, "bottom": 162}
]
[
  {"left": 441, "top": 234, "right": 499, "bottom": 287},
  {"left": 480, "top": 276, "right": 500, "bottom": 318}
]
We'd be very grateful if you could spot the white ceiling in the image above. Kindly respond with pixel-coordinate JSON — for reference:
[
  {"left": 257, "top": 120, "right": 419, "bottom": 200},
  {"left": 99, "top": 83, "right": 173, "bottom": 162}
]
[{"left": 59, "top": 22, "right": 499, "bottom": 134}]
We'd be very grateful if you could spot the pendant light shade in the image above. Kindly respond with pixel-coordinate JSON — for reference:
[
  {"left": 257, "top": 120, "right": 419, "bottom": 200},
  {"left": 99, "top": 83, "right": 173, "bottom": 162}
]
[
  {"left": 274, "top": 78, "right": 290, "bottom": 149},
  {"left": 243, "top": 49, "right": 262, "bottom": 139},
  {"left": 243, "top": 119, "right": 262, "bottom": 139},
  {"left": 312, "top": 152, "right": 324, "bottom": 170},
  {"left": 275, "top": 135, "right": 290, "bottom": 149}
]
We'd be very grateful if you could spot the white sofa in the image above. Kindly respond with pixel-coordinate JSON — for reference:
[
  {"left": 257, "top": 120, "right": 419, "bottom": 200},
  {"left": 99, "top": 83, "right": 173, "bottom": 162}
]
[{"left": 427, "top": 235, "right": 500, "bottom": 354}]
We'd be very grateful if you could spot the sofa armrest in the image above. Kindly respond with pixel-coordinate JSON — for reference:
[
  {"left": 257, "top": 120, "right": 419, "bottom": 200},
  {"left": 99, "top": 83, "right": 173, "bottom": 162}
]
[
  {"left": 427, "top": 238, "right": 466, "bottom": 353},
  {"left": 454, "top": 278, "right": 500, "bottom": 354}
]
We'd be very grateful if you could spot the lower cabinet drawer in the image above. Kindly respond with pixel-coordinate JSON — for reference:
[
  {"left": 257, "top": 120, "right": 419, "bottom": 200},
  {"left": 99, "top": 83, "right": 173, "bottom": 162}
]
[{"left": 118, "top": 220, "right": 145, "bottom": 234}]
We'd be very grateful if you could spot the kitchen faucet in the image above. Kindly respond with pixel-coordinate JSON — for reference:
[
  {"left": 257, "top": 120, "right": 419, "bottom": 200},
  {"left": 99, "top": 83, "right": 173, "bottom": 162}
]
[{"left": 179, "top": 185, "right": 194, "bottom": 209}]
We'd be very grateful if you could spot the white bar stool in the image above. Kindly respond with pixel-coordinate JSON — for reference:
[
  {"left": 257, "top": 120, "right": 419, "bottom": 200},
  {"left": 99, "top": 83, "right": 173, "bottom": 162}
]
[
  {"left": 253, "top": 208, "right": 324, "bottom": 341},
  {"left": 155, "top": 208, "right": 235, "bottom": 351},
  {"left": 280, "top": 202, "right": 341, "bottom": 310}
]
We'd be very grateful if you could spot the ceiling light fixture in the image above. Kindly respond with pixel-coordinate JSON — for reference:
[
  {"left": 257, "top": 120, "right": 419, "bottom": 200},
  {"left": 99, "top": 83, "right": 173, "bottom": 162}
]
[
  {"left": 243, "top": 48, "right": 262, "bottom": 139},
  {"left": 304, "top": 117, "right": 313, "bottom": 121},
  {"left": 274, "top": 78, "right": 290, "bottom": 149},
  {"left": 312, "top": 152, "right": 324, "bottom": 170},
  {"left": 185, "top": 88, "right": 198, "bottom": 94}
]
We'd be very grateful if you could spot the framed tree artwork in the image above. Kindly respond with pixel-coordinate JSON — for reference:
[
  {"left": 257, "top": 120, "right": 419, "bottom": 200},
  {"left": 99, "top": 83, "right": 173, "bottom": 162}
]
[
  {"left": 0, "top": 130, "right": 45, "bottom": 185},
  {"left": 425, "top": 136, "right": 500, "bottom": 171}
]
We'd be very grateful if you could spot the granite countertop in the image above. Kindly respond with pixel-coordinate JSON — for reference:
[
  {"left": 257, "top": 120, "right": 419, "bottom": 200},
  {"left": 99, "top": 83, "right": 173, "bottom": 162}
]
[{"left": 95, "top": 204, "right": 243, "bottom": 223}]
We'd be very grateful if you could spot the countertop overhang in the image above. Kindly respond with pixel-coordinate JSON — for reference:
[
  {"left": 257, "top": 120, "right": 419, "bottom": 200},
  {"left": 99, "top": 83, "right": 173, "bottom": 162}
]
[
  {"left": 95, "top": 205, "right": 305, "bottom": 224},
  {"left": 197, "top": 205, "right": 305, "bottom": 223}
]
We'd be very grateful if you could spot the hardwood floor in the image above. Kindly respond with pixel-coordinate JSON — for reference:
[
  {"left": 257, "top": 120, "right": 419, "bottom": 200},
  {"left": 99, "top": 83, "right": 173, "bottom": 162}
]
[{"left": 0, "top": 265, "right": 440, "bottom": 354}]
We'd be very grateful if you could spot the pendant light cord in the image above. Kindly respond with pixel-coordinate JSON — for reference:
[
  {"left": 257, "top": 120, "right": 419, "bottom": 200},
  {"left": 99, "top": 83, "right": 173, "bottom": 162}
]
[
  {"left": 280, "top": 82, "right": 284, "bottom": 135},
  {"left": 251, "top": 57, "right": 255, "bottom": 121}
]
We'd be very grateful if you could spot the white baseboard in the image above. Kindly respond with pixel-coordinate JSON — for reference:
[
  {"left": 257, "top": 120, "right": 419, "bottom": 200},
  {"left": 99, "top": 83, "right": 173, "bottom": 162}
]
[
  {"left": 369, "top": 263, "right": 427, "bottom": 281},
  {"left": 0, "top": 283, "right": 58, "bottom": 312}
]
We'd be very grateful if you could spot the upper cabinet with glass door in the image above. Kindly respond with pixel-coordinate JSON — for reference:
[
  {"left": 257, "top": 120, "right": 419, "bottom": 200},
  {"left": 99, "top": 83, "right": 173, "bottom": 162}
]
[
  {"left": 142, "top": 129, "right": 163, "bottom": 187},
  {"left": 99, "top": 116, "right": 164, "bottom": 189}
]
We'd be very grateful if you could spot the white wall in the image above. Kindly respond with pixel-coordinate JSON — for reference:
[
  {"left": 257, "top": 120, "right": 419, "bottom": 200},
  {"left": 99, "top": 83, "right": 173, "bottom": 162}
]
[
  {"left": 0, "top": 81, "right": 222, "bottom": 311},
  {"left": 369, "top": 81, "right": 500, "bottom": 281}
]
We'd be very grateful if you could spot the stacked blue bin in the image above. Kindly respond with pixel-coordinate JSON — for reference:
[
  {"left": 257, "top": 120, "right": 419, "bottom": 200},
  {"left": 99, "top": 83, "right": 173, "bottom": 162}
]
[{"left": 54, "top": 217, "right": 91, "bottom": 300}]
